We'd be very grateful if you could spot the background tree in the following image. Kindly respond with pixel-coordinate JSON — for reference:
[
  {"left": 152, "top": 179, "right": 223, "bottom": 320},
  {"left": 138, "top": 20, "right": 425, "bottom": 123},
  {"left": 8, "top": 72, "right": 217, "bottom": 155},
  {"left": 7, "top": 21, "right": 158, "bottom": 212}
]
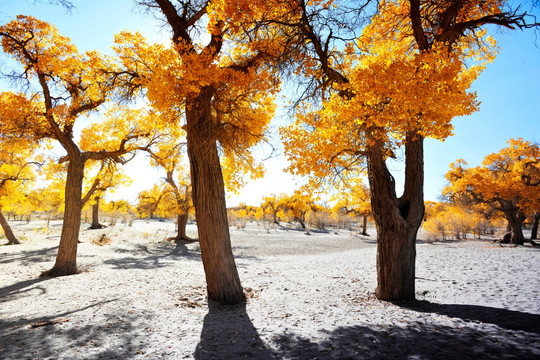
[
  {"left": 83, "top": 160, "right": 131, "bottom": 229},
  {"left": 0, "top": 146, "right": 41, "bottom": 244},
  {"left": 444, "top": 138, "right": 540, "bottom": 245},
  {"left": 332, "top": 178, "right": 371, "bottom": 236},
  {"left": 101, "top": 199, "right": 134, "bottom": 226},
  {"left": 422, "top": 202, "right": 485, "bottom": 241},
  {"left": 280, "top": 0, "right": 538, "bottom": 300},
  {"left": 142, "top": 125, "right": 194, "bottom": 240},
  {"left": 261, "top": 194, "right": 287, "bottom": 225},
  {"left": 277, "top": 193, "right": 315, "bottom": 229},
  {"left": 114, "top": 0, "right": 285, "bottom": 303},
  {"left": 531, "top": 212, "right": 540, "bottom": 240},
  {"left": 27, "top": 186, "right": 64, "bottom": 227},
  {"left": 0, "top": 16, "right": 159, "bottom": 276},
  {"left": 136, "top": 183, "right": 167, "bottom": 219}
]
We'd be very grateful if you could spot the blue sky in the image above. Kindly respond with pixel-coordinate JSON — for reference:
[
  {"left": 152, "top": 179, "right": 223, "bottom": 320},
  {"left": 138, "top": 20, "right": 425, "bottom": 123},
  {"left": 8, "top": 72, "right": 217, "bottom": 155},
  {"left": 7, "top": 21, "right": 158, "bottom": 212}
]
[{"left": 1, "top": 0, "right": 539, "bottom": 206}]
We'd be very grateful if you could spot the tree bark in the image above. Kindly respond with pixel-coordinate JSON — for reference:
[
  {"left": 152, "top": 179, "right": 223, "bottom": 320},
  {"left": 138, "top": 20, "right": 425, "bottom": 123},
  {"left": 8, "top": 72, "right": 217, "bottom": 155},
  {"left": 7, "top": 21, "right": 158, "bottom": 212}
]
[
  {"left": 368, "top": 135, "right": 424, "bottom": 301},
  {"left": 90, "top": 196, "right": 105, "bottom": 229},
  {"left": 41, "top": 156, "right": 85, "bottom": 277},
  {"left": 0, "top": 209, "right": 20, "bottom": 244},
  {"left": 185, "top": 91, "right": 244, "bottom": 304},
  {"left": 502, "top": 209, "right": 526, "bottom": 245}
]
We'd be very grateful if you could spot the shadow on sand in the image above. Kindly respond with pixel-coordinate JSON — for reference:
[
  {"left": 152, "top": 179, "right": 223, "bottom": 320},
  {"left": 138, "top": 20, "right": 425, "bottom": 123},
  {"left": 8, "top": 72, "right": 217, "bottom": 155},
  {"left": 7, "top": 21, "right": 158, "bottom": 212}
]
[
  {"left": 0, "top": 246, "right": 58, "bottom": 266},
  {"left": 270, "top": 320, "right": 540, "bottom": 359},
  {"left": 194, "top": 300, "right": 540, "bottom": 360},
  {"left": 0, "top": 299, "right": 154, "bottom": 359},
  {"left": 195, "top": 300, "right": 274, "bottom": 360},
  {"left": 0, "top": 278, "right": 50, "bottom": 301},
  {"left": 103, "top": 240, "right": 203, "bottom": 270},
  {"left": 397, "top": 300, "right": 540, "bottom": 334}
]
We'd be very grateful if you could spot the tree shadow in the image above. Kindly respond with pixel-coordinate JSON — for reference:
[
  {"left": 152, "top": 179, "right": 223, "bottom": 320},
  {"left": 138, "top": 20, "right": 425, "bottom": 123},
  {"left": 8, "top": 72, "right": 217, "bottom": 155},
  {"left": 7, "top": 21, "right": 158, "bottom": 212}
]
[
  {"left": 192, "top": 298, "right": 540, "bottom": 359},
  {"left": 0, "top": 246, "right": 58, "bottom": 266},
  {"left": 105, "top": 241, "right": 261, "bottom": 270},
  {"left": 0, "top": 278, "right": 49, "bottom": 301},
  {"left": 0, "top": 299, "right": 151, "bottom": 359},
  {"left": 194, "top": 300, "right": 274, "bottom": 360},
  {"left": 396, "top": 300, "right": 540, "bottom": 334},
  {"left": 103, "top": 241, "right": 203, "bottom": 270},
  {"left": 271, "top": 320, "right": 540, "bottom": 360}
]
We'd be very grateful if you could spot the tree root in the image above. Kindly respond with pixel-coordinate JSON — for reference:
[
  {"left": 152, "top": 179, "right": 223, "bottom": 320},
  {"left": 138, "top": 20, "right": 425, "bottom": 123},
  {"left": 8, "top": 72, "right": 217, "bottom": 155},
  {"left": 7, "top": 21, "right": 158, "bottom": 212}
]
[{"left": 40, "top": 266, "right": 79, "bottom": 278}]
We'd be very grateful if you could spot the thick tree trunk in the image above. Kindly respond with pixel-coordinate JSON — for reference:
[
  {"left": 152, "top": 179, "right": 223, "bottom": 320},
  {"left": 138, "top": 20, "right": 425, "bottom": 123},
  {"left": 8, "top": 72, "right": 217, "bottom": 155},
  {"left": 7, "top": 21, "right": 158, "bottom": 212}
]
[
  {"left": 0, "top": 209, "right": 20, "bottom": 244},
  {"left": 502, "top": 209, "right": 526, "bottom": 245},
  {"left": 185, "top": 92, "right": 244, "bottom": 305},
  {"left": 531, "top": 213, "right": 539, "bottom": 240},
  {"left": 90, "top": 196, "right": 104, "bottom": 229},
  {"left": 368, "top": 135, "right": 424, "bottom": 301},
  {"left": 41, "top": 156, "right": 85, "bottom": 277}
]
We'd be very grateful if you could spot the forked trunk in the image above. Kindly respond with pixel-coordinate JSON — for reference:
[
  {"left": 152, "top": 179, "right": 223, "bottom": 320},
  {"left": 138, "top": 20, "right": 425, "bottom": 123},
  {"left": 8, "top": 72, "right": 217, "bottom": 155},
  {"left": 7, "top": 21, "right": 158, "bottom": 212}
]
[
  {"left": 0, "top": 209, "right": 20, "bottom": 244},
  {"left": 186, "top": 92, "right": 244, "bottom": 305},
  {"left": 41, "top": 156, "right": 85, "bottom": 277},
  {"left": 367, "top": 134, "right": 424, "bottom": 301}
]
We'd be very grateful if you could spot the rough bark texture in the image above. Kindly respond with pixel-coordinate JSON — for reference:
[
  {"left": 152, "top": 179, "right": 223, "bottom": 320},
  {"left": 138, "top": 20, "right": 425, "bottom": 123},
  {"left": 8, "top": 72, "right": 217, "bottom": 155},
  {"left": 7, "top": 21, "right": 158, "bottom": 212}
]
[
  {"left": 368, "top": 135, "right": 424, "bottom": 301},
  {"left": 501, "top": 209, "right": 526, "bottom": 245},
  {"left": 41, "top": 156, "right": 85, "bottom": 277},
  {"left": 185, "top": 92, "right": 245, "bottom": 304},
  {"left": 0, "top": 209, "right": 20, "bottom": 245},
  {"left": 90, "top": 196, "right": 104, "bottom": 229}
]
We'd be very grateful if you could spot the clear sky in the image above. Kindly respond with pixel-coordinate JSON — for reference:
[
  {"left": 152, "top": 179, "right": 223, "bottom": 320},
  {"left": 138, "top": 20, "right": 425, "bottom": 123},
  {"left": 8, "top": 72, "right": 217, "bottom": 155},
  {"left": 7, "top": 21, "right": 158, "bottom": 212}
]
[{"left": 1, "top": 0, "right": 539, "bottom": 207}]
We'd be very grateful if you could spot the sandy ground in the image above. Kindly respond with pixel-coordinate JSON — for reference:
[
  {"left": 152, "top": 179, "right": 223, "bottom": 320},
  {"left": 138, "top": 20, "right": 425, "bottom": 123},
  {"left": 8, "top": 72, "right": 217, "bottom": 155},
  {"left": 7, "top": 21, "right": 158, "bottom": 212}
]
[{"left": 1, "top": 219, "right": 539, "bottom": 359}]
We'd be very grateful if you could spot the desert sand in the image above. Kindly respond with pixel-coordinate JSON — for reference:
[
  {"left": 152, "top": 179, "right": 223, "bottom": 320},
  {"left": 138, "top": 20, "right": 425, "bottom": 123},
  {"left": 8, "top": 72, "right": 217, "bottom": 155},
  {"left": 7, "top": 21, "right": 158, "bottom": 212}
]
[{"left": 1, "top": 219, "right": 539, "bottom": 359}]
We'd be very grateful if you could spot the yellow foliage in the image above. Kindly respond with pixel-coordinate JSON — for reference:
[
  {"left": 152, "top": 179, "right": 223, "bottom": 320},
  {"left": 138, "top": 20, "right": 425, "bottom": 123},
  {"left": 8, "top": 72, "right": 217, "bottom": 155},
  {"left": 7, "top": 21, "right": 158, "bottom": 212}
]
[
  {"left": 332, "top": 177, "right": 371, "bottom": 216},
  {"left": 0, "top": 139, "right": 40, "bottom": 211},
  {"left": 444, "top": 138, "right": 540, "bottom": 216},
  {"left": 282, "top": 0, "right": 500, "bottom": 191}
]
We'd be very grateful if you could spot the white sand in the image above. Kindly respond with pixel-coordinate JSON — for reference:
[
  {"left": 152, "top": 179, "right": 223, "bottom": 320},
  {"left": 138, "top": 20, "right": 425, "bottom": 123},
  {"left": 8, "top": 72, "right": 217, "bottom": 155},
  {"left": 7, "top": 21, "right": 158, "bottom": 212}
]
[{"left": 1, "top": 219, "right": 539, "bottom": 359}]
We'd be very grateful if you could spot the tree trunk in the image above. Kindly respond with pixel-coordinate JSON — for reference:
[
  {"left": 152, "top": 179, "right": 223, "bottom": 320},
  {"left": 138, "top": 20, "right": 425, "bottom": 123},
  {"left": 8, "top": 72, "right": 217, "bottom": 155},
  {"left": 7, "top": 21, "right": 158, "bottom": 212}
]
[
  {"left": 0, "top": 209, "right": 20, "bottom": 244},
  {"left": 90, "top": 196, "right": 104, "bottom": 229},
  {"left": 502, "top": 209, "right": 526, "bottom": 245},
  {"left": 185, "top": 92, "right": 244, "bottom": 305},
  {"left": 297, "top": 216, "right": 306, "bottom": 229},
  {"left": 361, "top": 213, "right": 369, "bottom": 236},
  {"left": 41, "top": 156, "right": 85, "bottom": 277},
  {"left": 174, "top": 212, "right": 193, "bottom": 241},
  {"left": 531, "top": 212, "right": 539, "bottom": 240},
  {"left": 273, "top": 210, "right": 279, "bottom": 225},
  {"left": 368, "top": 135, "right": 424, "bottom": 301}
]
